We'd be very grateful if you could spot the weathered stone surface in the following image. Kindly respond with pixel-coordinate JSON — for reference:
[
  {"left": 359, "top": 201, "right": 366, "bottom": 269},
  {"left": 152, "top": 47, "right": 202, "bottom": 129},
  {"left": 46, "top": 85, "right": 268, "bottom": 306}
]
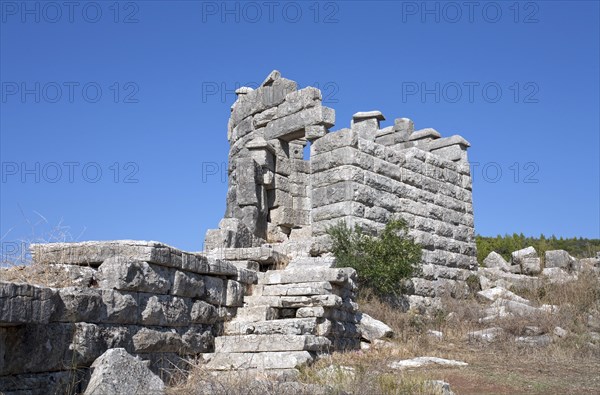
[
  {"left": 511, "top": 246, "right": 537, "bottom": 264},
  {"left": 0, "top": 282, "right": 59, "bottom": 324},
  {"left": 544, "top": 250, "right": 573, "bottom": 269},
  {"left": 202, "top": 350, "right": 313, "bottom": 370},
  {"left": 356, "top": 313, "right": 393, "bottom": 342},
  {"left": 260, "top": 267, "right": 351, "bottom": 285},
  {"left": 83, "top": 348, "right": 165, "bottom": 395},
  {"left": 97, "top": 258, "right": 171, "bottom": 294},
  {"left": 476, "top": 287, "right": 530, "bottom": 305},
  {"left": 467, "top": 327, "right": 504, "bottom": 342},
  {"left": 224, "top": 318, "right": 321, "bottom": 336},
  {"left": 521, "top": 257, "right": 541, "bottom": 275},
  {"left": 262, "top": 282, "right": 333, "bottom": 296},
  {"left": 483, "top": 252, "right": 510, "bottom": 272},
  {"left": 265, "top": 106, "right": 335, "bottom": 141},
  {"left": 31, "top": 240, "right": 173, "bottom": 267},
  {"left": 388, "top": 357, "right": 468, "bottom": 369},
  {"left": 215, "top": 334, "right": 330, "bottom": 352}
]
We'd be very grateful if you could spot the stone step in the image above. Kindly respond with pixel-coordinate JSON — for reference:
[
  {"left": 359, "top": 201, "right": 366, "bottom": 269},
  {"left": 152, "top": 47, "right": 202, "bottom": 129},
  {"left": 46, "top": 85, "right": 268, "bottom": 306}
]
[
  {"left": 244, "top": 294, "right": 344, "bottom": 309},
  {"left": 258, "top": 267, "right": 353, "bottom": 285},
  {"left": 230, "top": 306, "right": 279, "bottom": 322},
  {"left": 201, "top": 351, "right": 313, "bottom": 370},
  {"left": 214, "top": 334, "right": 331, "bottom": 353},
  {"left": 285, "top": 257, "right": 336, "bottom": 269},
  {"left": 261, "top": 281, "right": 333, "bottom": 297},
  {"left": 224, "top": 317, "right": 328, "bottom": 336}
]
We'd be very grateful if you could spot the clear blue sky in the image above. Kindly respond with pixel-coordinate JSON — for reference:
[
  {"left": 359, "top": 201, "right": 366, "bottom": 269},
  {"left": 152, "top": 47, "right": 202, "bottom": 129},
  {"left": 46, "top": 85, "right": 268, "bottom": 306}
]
[{"left": 1, "top": 1, "right": 599, "bottom": 256}]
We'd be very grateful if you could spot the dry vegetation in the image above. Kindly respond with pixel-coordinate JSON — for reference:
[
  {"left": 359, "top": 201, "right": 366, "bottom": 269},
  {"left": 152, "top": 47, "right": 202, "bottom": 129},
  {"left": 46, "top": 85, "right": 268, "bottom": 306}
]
[{"left": 168, "top": 272, "right": 600, "bottom": 395}]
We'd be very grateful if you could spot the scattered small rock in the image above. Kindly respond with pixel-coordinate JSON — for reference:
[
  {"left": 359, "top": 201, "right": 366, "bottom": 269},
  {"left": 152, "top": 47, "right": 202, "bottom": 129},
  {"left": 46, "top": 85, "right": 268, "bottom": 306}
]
[
  {"left": 424, "top": 380, "right": 456, "bottom": 395},
  {"left": 357, "top": 313, "right": 394, "bottom": 342},
  {"left": 467, "top": 327, "right": 504, "bottom": 342},
  {"left": 515, "top": 334, "right": 552, "bottom": 347},
  {"left": 553, "top": 326, "right": 568, "bottom": 338},
  {"left": 427, "top": 329, "right": 444, "bottom": 340}
]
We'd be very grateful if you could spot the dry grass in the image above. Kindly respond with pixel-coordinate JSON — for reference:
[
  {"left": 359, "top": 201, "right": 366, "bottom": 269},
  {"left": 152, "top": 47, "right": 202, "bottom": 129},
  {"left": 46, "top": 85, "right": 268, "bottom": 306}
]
[{"left": 169, "top": 272, "right": 600, "bottom": 394}]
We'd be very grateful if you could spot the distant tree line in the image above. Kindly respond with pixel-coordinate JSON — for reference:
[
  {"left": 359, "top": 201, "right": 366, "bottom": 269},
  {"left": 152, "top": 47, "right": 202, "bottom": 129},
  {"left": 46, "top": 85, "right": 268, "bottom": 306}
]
[{"left": 476, "top": 234, "right": 600, "bottom": 264}]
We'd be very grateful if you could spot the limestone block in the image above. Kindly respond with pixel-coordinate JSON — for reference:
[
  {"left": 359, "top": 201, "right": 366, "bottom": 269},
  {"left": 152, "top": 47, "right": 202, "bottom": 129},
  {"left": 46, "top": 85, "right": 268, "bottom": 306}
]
[
  {"left": 30, "top": 241, "right": 174, "bottom": 267},
  {"left": 409, "top": 128, "right": 441, "bottom": 141},
  {"left": 225, "top": 280, "right": 244, "bottom": 307},
  {"left": 97, "top": 258, "right": 172, "bottom": 294},
  {"left": 261, "top": 267, "right": 350, "bottom": 285},
  {"left": 276, "top": 87, "right": 322, "bottom": 118},
  {"left": 190, "top": 300, "right": 218, "bottom": 324},
  {"left": 231, "top": 116, "right": 254, "bottom": 142},
  {"left": 132, "top": 326, "right": 212, "bottom": 354},
  {"left": 253, "top": 107, "right": 278, "bottom": 128},
  {"left": 100, "top": 289, "right": 140, "bottom": 324},
  {"left": 267, "top": 189, "right": 292, "bottom": 209},
  {"left": 352, "top": 118, "right": 379, "bottom": 141},
  {"left": 356, "top": 313, "right": 394, "bottom": 342},
  {"left": 296, "top": 306, "right": 325, "bottom": 318},
  {"left": 483, "top": 252, "right": 510, "bottom": 271},
  {"left": 0, "top": 282, "right": 59, "bottom": 324},
  {"left": 544, "top": 250, "right": 574, "bottom": 269},
  {"left": 511, "top": 246, "right": 538, "bottom": 264},
  {"left": 262, "top": 282, "right": 333, "bottom": 296},
  {"left": 311, "top": 128, "right": 358, "bottom": 155},
  {"left": 1, "top": 323, "right": 76, "bottom": 375},
  {"left": 139, "top": 295, "right": 191, "bottom": 326},
  {"left": 83, "top": 348, "right": 165, "bottom": 395},
  {"left": 306, "top": 125, "right": 328, "bottom": 141},
  {"left": 203, "top": 276, "right": 225, "bottom": 306},
  {"left": 224, "top": 317, "right": 320, "bottom": 336},
  {"left": 172, "top": 271, "right": 205, "bottom": 298},
  {"left": 54, "top": 287, "right": 105, "bottom": 323},
  {"left": 393, "top": 118, "right": 414, "bottom": 141},
  {"left": 201, "top": 350, "right": 313, "bottom": 370},
  {"left": 431, "top": 144, "right": 467, "bottom": 162},
  {"left": 231, "top": 77, "right": 297, "bottom": 125},
  {"left": 521, "top": 257, "right": 542, "bottom": 275},
  {"left": 265, "top": 106, "right": 335, "bottom": 141},
  {"left": 426, "top": 135, "right": 471, "bottom": 151},
  {"left": 214, "top": 334, "right": 331, "bottom": 353}
]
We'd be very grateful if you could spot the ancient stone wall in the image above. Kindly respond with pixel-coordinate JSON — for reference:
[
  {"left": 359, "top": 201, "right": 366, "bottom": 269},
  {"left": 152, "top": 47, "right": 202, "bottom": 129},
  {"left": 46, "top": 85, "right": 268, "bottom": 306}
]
[
  {"left": 0, "top": 241, "right": 256, "bottom": 393},
  {"left": 204, "top": 71, "right": 478, "bottom": 310}
]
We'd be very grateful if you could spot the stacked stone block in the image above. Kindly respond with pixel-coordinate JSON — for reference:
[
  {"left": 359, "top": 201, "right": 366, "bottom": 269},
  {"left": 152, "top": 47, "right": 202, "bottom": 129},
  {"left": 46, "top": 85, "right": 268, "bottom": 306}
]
[
  {"left": 200, "top": 257, "right": 361, "bottom": 375},
  {"left": 205, "top": 70, "right": 335, "bottom": 250},
  {"left": 0, "top": 241, "right": 257, "bottom": 393},
  {"left": 310, "top": 126, "right": 476, "bottom": 309}
]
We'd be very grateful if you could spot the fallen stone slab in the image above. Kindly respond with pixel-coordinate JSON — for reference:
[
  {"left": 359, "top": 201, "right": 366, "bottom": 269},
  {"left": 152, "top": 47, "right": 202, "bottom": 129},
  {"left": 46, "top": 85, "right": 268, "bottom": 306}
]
[
  {"left": 388, "top": 357, "right": 468, "bottom": 370},
  {"left": 356, "top": 312, "right": 393, "bottom": 342},
  {"left": 83, "top": 348, "right": 165, "bottom": 395},
  {"left": 511, "top": 246, "right": 537, "bottom": 264},
  {"left": 491, "top": 299, "right": 541, "bottom": 317},
  {"left": 467, "top": 327, "right": 504, "bottom": 342},
  {"left": 476, "top": 287, "right": 530, "bottom": 305},
  {"left": 544, "top": 250, "right": 574, "bottom": 269},
  {"left": 542, "top": 267, "right": 577, "bottom": 284},
  {"left": 483, "top": 252, "right": 510, "bottom": 272},
  {"left": 515, "top": 334, "right": 552, "bottom": 347}
]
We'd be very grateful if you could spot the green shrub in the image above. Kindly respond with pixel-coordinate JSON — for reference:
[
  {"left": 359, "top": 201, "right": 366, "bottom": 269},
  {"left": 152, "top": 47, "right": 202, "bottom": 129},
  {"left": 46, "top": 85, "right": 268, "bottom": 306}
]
[{"left": 326, "top": 219, "right": 422, "bottom": 297}]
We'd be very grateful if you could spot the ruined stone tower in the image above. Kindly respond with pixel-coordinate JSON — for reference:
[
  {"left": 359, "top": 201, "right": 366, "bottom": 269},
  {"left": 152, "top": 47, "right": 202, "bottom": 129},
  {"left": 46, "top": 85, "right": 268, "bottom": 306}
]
[{"left": 205, "top": 70, "right": 477, "bottom": 309}]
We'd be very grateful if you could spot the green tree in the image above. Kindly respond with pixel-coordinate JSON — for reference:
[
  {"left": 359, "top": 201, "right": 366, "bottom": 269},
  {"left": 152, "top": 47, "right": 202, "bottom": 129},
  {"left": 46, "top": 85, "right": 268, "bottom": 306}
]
[{"left": 327, "top": 219, "right": 422, "bottom": 297}]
